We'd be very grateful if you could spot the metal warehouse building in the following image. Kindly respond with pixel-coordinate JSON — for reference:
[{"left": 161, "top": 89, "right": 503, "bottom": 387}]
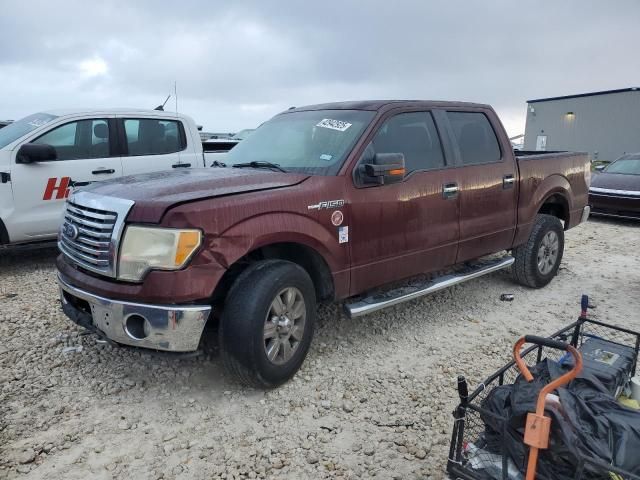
[{"left": 523, "top": 87, "right": 640, "bottom": 162}]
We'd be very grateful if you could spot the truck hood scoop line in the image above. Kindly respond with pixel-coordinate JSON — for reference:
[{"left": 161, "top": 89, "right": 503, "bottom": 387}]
[{"left": 83, "top": 168, "right": 310, "bottom": 223}]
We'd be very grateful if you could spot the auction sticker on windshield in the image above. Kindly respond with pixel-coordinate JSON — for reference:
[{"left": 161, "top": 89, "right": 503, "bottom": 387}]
[{"left": 316, "top": 119, "right": 352, "bottom": 132}]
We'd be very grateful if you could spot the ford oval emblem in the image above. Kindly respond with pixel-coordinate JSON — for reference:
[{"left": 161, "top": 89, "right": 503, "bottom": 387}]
[{"left": 62, "top": 222, "right": 79, "bottom": 240}]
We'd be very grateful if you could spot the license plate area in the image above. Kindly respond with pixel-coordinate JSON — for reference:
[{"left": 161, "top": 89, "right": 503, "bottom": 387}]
[{"left": 90, "top": 304, "right": 115, "bottom": 332}]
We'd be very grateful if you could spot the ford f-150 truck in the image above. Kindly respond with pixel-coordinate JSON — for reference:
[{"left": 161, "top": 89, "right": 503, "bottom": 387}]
[
  {"left": 0, "top": 109, "right": 235, "bottom": 247},
  {"left": 56, "top": 100, "right": 591, "bottom": 387}
]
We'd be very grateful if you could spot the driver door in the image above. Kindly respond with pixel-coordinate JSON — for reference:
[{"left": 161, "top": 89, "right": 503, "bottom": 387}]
[
  {"left": 9, "top": 116, "right": 122, "bottom": 240},
  {"left": 346, "top": 110, "right": 460, "bottom": 295}
]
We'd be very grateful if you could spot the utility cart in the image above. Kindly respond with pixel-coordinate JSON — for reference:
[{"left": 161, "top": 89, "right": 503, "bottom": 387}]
[{"left": 448, "top": 296, "right": 640, "bottom": 480}]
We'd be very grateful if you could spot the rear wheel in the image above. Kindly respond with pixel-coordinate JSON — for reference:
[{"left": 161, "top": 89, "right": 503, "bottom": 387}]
[
  {"left": 219, "top": 260, "right": 316, "bottom": 388},
  {"left": 512, "top": 214, "right": 564, "bottom": 288}
]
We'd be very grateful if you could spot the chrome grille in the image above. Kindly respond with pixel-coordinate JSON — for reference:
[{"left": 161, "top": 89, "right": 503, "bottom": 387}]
[
  {"left": 60, "top": 202, "right": 116, "bottom": 274},
  {"left": 58, "top": 191, "right": 135, "bottom": 278}
]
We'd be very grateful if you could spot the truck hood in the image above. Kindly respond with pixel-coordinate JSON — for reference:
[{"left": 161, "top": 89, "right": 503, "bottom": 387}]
[
  {"left": 83, "top": 168, "right": 310, "bottom": 222},
  {"left": 591, "top": 172, "right": 640, "bottom": 192}
]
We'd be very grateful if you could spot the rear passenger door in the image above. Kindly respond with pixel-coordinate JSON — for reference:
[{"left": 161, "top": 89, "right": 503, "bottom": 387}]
[
  {"left": 444, "top": 110, "right": 518, "bottom": 262},
  {"left": 347, "top": 110, "right": 460, "bottom": 294},
  {"left": 119, "top": 117, "right": 191, "bottom": 176}
]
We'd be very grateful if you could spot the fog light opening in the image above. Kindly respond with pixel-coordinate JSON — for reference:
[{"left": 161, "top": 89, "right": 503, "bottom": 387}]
[{"left": 124, "top": 314, "right": 150, "bottom": 340}]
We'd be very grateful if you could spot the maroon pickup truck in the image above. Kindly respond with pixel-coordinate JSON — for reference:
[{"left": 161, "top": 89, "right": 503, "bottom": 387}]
[{"left": 57, "top": 100, "right": 591, "bottom": 387}]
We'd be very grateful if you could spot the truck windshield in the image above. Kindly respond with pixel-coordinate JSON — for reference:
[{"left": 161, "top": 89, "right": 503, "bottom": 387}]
[
  {"left": 0, "top": 112, "right": 58, "bottom": 149},
  {"left": 223, "top": 109, "right": 375, "bottom": 175}
]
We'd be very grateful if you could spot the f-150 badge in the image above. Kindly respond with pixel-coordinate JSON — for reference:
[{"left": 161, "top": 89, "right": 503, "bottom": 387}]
[{"left": 307, "top": 199, "right": 345, "bottom": 211}]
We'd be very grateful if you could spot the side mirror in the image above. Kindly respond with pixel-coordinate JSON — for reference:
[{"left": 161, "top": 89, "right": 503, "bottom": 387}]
[
  {"left": 363, "top": 153, "right": 405, "bottom": 185},
  {"left": 594, "top": 164, "right": 606, "bottom": 172},
  {"left": 16, "top": 143, "right": 57, "bottom": 164}
]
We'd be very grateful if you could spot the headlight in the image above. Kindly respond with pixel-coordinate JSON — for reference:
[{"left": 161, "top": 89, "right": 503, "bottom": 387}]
[{"left": 118, "top": 226, "right": 202, "bottom": 281}]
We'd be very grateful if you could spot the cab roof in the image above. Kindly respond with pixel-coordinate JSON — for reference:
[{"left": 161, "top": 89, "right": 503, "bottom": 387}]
[
  {"left": 283, "top": 99, "right": 490, "bottom": 114},
  {"left": 42, "top": 108, "right": 185, "bottom": 118}
]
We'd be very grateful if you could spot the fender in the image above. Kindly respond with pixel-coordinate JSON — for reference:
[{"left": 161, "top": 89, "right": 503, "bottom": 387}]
[
  {"left": 531, "top": 174, "right": 573, "bottom": 214},
  {"left": 211, "top": 212, "right": 346, "bottom": 273},
  {"left": 513, "top": 174, "right": 572, "bottom": 247},
  {"left": 201, "top": 212, "right": 350, "bottom": 299}
]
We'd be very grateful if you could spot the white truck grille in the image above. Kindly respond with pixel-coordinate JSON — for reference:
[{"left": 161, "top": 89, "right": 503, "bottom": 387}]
[{"left": 58, "top": 191, "right": 134, "bottom": 278}]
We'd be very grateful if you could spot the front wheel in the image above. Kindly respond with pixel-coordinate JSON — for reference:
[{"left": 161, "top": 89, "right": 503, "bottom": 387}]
[
  {"left": 219, "top": 260, "right": 316, "bottom": 388},
  {"left": 512, "top": 214, "right": 565, "bottom": 288}
]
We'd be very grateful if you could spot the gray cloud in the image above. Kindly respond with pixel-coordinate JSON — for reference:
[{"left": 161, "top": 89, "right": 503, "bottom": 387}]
[{"left": 1, "top": 0, "right": 639, "bottom": 135}]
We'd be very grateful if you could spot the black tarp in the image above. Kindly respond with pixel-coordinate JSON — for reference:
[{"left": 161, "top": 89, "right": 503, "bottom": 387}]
[{"left": 480, "top": 359, "right": 640, "bottom": 479}]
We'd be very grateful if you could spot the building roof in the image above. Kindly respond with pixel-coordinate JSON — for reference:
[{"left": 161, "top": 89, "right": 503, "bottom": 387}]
[{"left": 527, "top": 87, "right": 639, "bottom": 104}]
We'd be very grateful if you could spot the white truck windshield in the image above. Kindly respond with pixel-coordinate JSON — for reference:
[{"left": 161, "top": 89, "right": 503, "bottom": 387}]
[{"left": 0, "top": 112, "right": 58, "bottom": 149}]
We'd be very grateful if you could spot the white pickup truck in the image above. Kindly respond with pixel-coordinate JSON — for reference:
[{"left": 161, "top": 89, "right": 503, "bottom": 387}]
[{"left": 0, "top": 108, "right": 235, "bottom": 247}]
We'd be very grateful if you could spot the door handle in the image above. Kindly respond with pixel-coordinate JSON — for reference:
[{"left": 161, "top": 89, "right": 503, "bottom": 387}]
[
  {"left": 92, "top": 168, "right": 115, "bottom": 175},
  {"left": 442, "top": 183, "right": 459, "bottom": 199},
  {"left": 172, "top": 163, "right": 192, "bottom": 168},
  {"left": 503, "top": 174, "right": 515, "bottom": 189}
]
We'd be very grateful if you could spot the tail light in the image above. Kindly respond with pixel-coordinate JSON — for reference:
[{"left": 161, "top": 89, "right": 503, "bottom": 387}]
[{"left": 584, "top": 162, "right": 591, "bottom": 188}]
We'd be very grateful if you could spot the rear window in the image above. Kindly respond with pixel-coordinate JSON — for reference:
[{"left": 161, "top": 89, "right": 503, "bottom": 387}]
[
  {"left": 123, "top": 118, "right": 186, "bottom": 156},
  {"left": 202, "top": 140, "right": 238, "bottom": 153},
  {"left": 447, "top": 112, "right": 501, "bottom": 165}
]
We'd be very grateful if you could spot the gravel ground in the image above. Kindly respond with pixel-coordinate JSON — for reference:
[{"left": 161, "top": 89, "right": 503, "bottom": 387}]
[{"left": 1, "top": 218, "right": 639, "bottom": 480}]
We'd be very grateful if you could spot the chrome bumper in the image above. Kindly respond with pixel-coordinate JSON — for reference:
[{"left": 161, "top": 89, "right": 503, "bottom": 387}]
[
  {"left": 58, "top": 274, "right": 210, "bottom": 352},
  {"left": 581, "top": 205, "right": 591, "bottom": 223}
]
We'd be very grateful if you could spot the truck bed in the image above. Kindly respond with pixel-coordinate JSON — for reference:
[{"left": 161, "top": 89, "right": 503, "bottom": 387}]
[{"left": 516, "top": 150, "right": 590, "bottom": 236}]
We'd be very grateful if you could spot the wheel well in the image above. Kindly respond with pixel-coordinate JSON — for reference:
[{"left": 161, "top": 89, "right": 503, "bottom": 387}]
[
  {"left": 0, "top": 218, "right": 8, "bottom": 244},
  {"left": 538, "top": 194, "right": 569, "bottom": 228},
  {"left": 211, "top": 242, "right": 335, "bottom": 305}
]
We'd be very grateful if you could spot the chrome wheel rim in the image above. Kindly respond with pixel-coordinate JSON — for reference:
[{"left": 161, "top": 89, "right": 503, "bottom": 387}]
[
  {"left": 537, "top": 230, "right": 559, "bottom": 275},
  {"left": 263, "top": 287, "right": 306, "bottom": 365}
]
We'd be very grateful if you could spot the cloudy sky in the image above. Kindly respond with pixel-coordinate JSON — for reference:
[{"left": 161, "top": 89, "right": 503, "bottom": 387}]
[{"left": 2, "top": 1, "right": 639, "bottom": 136}]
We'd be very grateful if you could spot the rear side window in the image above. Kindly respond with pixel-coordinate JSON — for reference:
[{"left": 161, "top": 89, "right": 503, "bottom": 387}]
[
  {"left": 32, "top": 119, "right": 110, "bottom": 161},
  {"left": 371, "top": 112, "right": 445, "bottom": 173},
  {"left": 123, "top": 119, "right": 186, "bottom": 156},
  {"left": 202, "top": 140, "right": 238, "bottom": 153},
  {"left": 446, "top": 112, "right": 501, "bottom": 165}
]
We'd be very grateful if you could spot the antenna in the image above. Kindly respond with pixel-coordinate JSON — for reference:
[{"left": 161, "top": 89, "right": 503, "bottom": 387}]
[
  {"left": 174, "top": 81, "right": 178, "bottom": 114},
  {"left": 154, "top": 95, "right": 171, "bottom": 111}
]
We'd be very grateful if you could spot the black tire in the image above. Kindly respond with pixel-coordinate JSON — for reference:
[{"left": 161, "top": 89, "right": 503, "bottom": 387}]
[
  {"left": 512, "top": 214, "right": 564, "bottom": 288},
  {"left": 219, "top": 260, "right": 316, "bottom": 388},
  {"left": 0, "top": 218, "right": 9, "bottom": 245}
]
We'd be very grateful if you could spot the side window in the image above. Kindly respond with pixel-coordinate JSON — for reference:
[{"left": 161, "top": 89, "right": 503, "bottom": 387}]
[
  {"left": 371, "top": 112, "right": 445, "bottom": 173},
  {"left": 32, "top": 119, "right": 110, "bottom": 161},
  {"left": 446, "top": 112, "right": 501, "bottom": 165},
  {"left": 123, "top": 118, "right": 185, "bottom": 156}
]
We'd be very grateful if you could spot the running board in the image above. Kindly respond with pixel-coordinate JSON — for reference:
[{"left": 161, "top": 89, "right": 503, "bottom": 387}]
[{"left": 344, "top": 256, "right": 515, "bottom": 318}]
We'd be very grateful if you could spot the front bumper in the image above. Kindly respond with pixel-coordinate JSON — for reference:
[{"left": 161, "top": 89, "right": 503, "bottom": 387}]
[
  {"left": 589, "top": 188, "right": 640, "bottom": 220},
  {"left": 58, "top": 274, "right": 211, "bottom": 352}
]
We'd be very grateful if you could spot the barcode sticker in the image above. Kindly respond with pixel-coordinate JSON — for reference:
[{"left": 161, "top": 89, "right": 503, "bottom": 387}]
[{"left": 316, "top": 119, "right": 352, "bottom": 132}]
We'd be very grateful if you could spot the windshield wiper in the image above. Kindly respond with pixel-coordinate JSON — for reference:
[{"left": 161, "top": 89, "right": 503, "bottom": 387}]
[
  {"left": 210, "top": 160, "right": 227, "bottom": 167},
  {"left": 232, "top": 161, "right": 287, "bottom": 173}
]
